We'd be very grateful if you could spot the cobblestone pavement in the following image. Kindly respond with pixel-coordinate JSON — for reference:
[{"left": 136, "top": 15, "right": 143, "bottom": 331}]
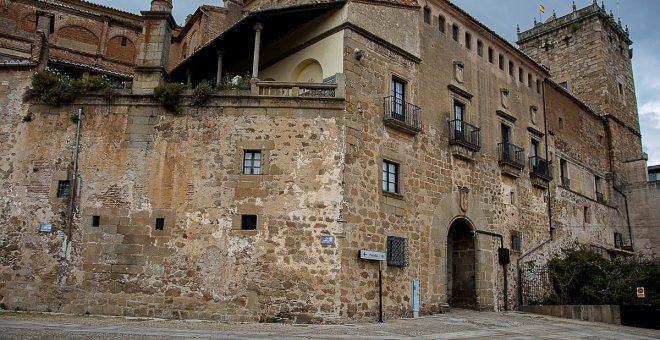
[{"left": 1, "top": 309, "right": 659, "bottom": 339}]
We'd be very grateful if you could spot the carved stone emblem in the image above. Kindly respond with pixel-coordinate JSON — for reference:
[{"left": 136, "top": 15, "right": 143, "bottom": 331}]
[
  {"left": 501, "top": 88, "right": 509, "bottom": 108},
  {"left": 459, "top": 186, "right": 469, "bottom": 213},
  {"left": 454, "top": 61, "right": 464, "bottom": 84}
]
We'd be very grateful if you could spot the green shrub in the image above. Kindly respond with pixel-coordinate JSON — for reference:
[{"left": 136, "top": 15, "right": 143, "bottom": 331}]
[
  {"left": 190, "top": 80, "right": 215, "bottom": 106},
  {"left": 153, "top": 82, "right": 185, "bottom": 115},
  {"left": 27, "top": 71, "right": 117, "bottom": 105}
]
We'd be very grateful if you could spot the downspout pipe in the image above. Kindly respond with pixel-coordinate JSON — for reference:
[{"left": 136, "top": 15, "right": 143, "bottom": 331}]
[
  {"left": 473, "top": 230, "right": 507, "bottom": 311},
  {"left": 67, "top": 107, "right": 83, "bottom": 241}
]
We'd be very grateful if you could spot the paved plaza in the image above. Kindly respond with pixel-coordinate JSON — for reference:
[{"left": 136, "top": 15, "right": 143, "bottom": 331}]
[{"left": 0, "top": 308, "right": 659, "bottom": 339}]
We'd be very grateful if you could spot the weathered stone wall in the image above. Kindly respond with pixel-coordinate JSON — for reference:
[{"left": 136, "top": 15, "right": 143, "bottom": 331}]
[
  {"left": 0, "top": 92, "right": 348, "bottom": 322},
  {"left": 625, "top": 181, "right": 660, "bottom": 258}
]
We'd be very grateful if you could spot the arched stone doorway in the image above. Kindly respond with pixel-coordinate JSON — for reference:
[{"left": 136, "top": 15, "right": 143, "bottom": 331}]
[{"left": 447, "top": 218, "right": 477, "bottom": 307}]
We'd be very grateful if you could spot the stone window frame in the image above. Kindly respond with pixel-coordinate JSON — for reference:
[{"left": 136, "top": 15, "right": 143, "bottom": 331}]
[
  {"left": 488, "top": 47, "right": 494, "bottom": 64},
  {"left": 476, "top": 39, "right": 483, "bottom": 57},
  {"left": 232, "top": 204, "right": 264, "bottom": 233},
  {"left": 452, "top": 24, "right": 459, "bottom": 42},
  {"left": 382, "top": 160, "right": 400, "bottom": 195},
  {"left": 452, "top": 96, "right": 469, "bottom": 122},
  {"left": 235, "top": 140, "right": 273, "bottom": 177},
  {"left": 242, "top": 150, "right": 262, "bottom": 175},
  {"left": 240, "top": 215, "right": 257, "bottom": 230},
  {"left": 528, "top": 73, "right": 533, "bottom": 88},
  {"left": 518, "top": 67, "right": 524, "bottom": 83},
  {"left": 499, "top": 118, "right": 515, "bottom": 146},
  {"left": 511, "top": 230, "right": 522, "bottom": 252},
  {"left": 423, "top": 6, "right": 431, "bottom": 24},
  {"left": 380, "top": 149, "right": 405, "bottom": 200},
  {"left": 49, "top": 171, "right": 70, "bottom": 204},
  {"left": 508, "top": 60, "right": 514, "bottom": 77},
  {"left": 464, "top": 31, "right": 472, "bottom": 50},
  {"left": 498, "top": 54, "right": 504, "bottom": 70},
  {"left": 438, "top": 15, "right": 446, "bottom": 33}
]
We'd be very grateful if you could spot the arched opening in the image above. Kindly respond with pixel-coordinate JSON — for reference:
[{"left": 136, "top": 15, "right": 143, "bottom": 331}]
[
  {"left": 291, "top": 58, "right": 323, "bottom": 83},
  {"left": 447, "top": 218, "right": 477, "bottom": 307}
]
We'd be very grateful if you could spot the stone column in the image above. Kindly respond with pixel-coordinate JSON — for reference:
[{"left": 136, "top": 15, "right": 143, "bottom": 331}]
[
  {"left": 251, "top": 23, "right": 263, "bottom": 82},
  {"left": 216, "top": 50, "right": 224, "bottom": 85}
]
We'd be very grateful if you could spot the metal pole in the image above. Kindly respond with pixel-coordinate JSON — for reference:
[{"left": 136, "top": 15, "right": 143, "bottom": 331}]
[
  {"left": 68, "top": 107, "right": 82, "bottom": 238},
  {"left": 378, "top": 260, "right": 383, "bottom": 323}
]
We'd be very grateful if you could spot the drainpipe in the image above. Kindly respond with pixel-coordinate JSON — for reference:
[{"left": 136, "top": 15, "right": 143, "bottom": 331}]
[
  {"left": 605, "top": 117, "right": 634, "bottom": 251},
  {"left": 473, "top": 230, "right": 507, "bottom": 311},
  {"left": 67, "top": 107, "right": 83, "bottom": 241}
]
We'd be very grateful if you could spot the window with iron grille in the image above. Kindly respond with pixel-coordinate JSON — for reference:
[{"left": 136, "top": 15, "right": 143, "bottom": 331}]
[
  {"left": 155, "top": 218, "right": 165, "bottom": 230},
  {"left": 241, "top": 215, "right": 257, "bottom": 230},
  {"left": 387, "top": 236, "right": 408, "bottom": 267},
  {"left": 243, "top": 150, "right": 261, "bottom": 175},
  {"left": 511, "top": 231, "right": 521, "bottom": 252},
  {"left": 57, "top": 180, "right": 71, "bottom": 198},
  {"left": 614, "top": 232, "right": 623, "bottom": 249},
  {"left": 382, "top": 160, "right": 399, "bottom": 194}
]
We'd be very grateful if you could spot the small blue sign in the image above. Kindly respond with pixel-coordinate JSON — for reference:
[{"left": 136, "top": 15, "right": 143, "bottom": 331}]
[
  {"left": 412, "top": 279, "right": 420, "bottom": 316},
  {"left": 320, "top": 235, "right": 335, "bottom": 245},
  {"left": 39, "top": 224, "right": 54, "bottom": 233}
]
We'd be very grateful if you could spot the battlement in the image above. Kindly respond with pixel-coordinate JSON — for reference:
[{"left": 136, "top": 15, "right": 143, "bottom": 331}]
[{"left": 517, "top": 2, "right": 631, "bottom": 45}]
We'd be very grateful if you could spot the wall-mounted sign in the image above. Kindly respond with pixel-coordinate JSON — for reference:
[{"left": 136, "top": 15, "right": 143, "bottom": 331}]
[
  {"left": 637, "top": 287, "right": 645, "bottom": 299},
  {"left": 359, "top": 250, "right": 386, "bottom": 261},
  {"left": 39, "top": 224, "right": 54, "bottom": 233},
  {"left": 412, "top": 279, "right": 420, "bottom": 318},
  {"left": 320, "top": 235, "right": 335, "bottom": 245}
]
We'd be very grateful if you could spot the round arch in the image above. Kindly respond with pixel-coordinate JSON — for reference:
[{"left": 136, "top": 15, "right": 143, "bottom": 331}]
[
  {"left": 291, "top": 58, "right": 323, "bottom": 83},
  {"left": 446, "top": 217, "right": 477, "bottom": 308}
]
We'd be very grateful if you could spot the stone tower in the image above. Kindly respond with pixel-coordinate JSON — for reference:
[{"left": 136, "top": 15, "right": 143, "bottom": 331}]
[
  {"left": 132, "top": 0, "right": 176, "bottom": 94},
  {"left": 517, "top": 1, "right": 646, "bottom": 183}
]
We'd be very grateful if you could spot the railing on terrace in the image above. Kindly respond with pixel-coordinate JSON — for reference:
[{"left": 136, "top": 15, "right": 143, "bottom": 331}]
[
  {"left": 498, "top": 142, "right": 525, "bottom": 169},
  {"left": 529, "top": 156, "right": 552, "bottom": 181},
  {"left": 256, "top": 81, "right": 336, "bottom": 98},
  {"left": 448, "top": 119, "right": 481, "bottom": 151},
  {"left": 383, "top": 96, "right": 421, "bottom": 132}
]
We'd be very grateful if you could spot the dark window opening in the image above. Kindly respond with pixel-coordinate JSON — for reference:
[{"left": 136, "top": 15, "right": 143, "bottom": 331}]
[
  {"left": 155, "top": 218, "right": 165, "bottom": 230},
  {"left": 243, "top": 150, "right": 262, "bottom": 175},
  {"left": 391, "top": 77, "right": 406, "bottom": 118},
  {"left": 558, "top": 116, "right": 564, "bottom": 130},
  {"left": 618, "top": 82, "right": 623, "bottom": 95},
  {"left": 509, "top": 61, "right": 514, "bottom": 76},
  {"left": 423, "top": 7, "right": 431, "bottom": 24},
  {"left": 57, "top": 180, "right": 70, "bottom": 198},
  {"left": 382, "top": 160, "right": 399, "bottom": 194},
  {"left": 511, "top": 231, "right": 521, "bottom": 252},
  {"left": 519, "top": 68, "right": 524, "bottom": 82},
  {"left": 488, "top": 47, "right": 494, "bottom": 63},
  {"left": 560, "top": 159, "right": 569, "bottom": 187},
  {"left": 498, "top": 54, "right": 504, "bottom": 70},
  {"left": 465, "top": 32, "right": 472, "bottom": 49},
  {"left": 92, "top": 215, "right": 100, "bottom": 227},
  {"left": 439, "top": 15, "right": 446, "bottom": 33},
  {"left": 241, "top": 215, "right": 257, "bottom": 230},
  {"left": 387, "top": 236, "right": 408, "bottom": 267},
  {"left": 536, "top": 79, "right": 541, "bottom": 93},
  {"left": 121, "top": 36, "right": 127, "bottom": 46},
  {"left": 528, "top": 74, "right": 533, "bottom": 87},
  {"left": 614, "top": 232, "right": 623, "bottom": 248},
  {"left": 477, "top": 40, "right": 483, "bottom": 57},
  {"left": 452, "top": 24, "right": 459, "bottom": 42}
]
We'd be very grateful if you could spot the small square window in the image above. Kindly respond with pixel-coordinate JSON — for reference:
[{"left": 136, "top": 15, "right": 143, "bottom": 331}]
[
  {"left": 382, "top": 160, "right": 399, "bottom": 194},
  {"left": 57, "top": 180, "right": 71, "bottom": 198},
  {"left": 241, "top": 215, "right": 257, "bottom": 230},
  {"left": 243, "top": 150, "right": 262, "bottom": 175},
  {"left": 155, "top": 218, "right": 165, "bottom": 230},
  {"left": 387, "top": 236, "right": 408, "bottom": 267},
  {"left": 92, "top": 215, "right": 100, "bottom": 227}
]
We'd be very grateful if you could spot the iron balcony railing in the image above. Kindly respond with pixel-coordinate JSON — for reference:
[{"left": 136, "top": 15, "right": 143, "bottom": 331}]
[
  {"left": 561, "top": 176, "right": 571, "bottom": 188},
  {"left": 448, "top": 120, "right": 481, "bottom": 151},
  {"left": 529, "top": 155, "right": 552, "bottom": 180},
  {"left": 498, "top": 142, "right": 525, "bottom": 169},
  {"left": 384, "top": 96, "right": 421, "bottom": 130}
]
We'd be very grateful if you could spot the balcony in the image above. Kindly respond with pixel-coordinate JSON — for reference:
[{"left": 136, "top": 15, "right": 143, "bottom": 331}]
[
  {"left": 257, "top": 81, "right": 337, "bottom": 97},
  {"left": 561, "top": 177, "right": 571, "bottom": 189},
  {"left": 383, "top": 96, "right": 421, "bottom": 135},
  {"left": 529, "top": 156, "right": 552, "bottom": 180},
  {"left": 498, "top": 143, "right": 525, "bottom": 169},
  {"left": 449, "top": 120, "right": 481, "bottom": 151}
]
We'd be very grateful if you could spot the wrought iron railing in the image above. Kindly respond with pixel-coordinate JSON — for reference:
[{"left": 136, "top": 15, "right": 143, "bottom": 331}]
[
  {"left": 383, "top": 96, "right": 421, "bottom": 130},
  {"left": 561, "top": 177, "right": 571, "bottom": 188},
  {"left": 449, "top": 120, "right": 481, "bottom": 151},
  {"left": 529, "top": 156, "right": 552, "bottom": 180},
  {"left": 498, "top": 142, "right": 525, "bottom": 169}
]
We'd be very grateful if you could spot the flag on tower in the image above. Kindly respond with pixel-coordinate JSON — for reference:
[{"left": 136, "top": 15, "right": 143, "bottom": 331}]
[{"left": 539, "top": 5, "right": 545, "bottom": 13}]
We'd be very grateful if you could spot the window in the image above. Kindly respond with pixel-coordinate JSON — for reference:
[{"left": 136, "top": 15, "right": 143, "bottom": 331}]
[
  {"left": 454, "top": 101, "right": 465, "bottom": 140},
  {"left": 560, "top": 159, "right": 569, "bottom": 187},
  {"left": 618, "top": 82, "right": 623, "bottom": 95},
  {"left": 387, "top": 236, "right": 408, "bottom": 267},
  {"left": 530, "top": 139, "right": 539, "bottom": 159},
  {"left": 452, "top": 24, "right": 459, "bottom": 42},
  {"left": 241, "top": 215, "right": 257, "bottom": 230},
  {"left": 155, "top": 218, "right": 164, "bottom": 230},
  {"left": 488, "top": 47, "right": 494, "bottom": 63},
  {"left": 92, "top": 215, "right": 100, "bottom": 227},
  {"left": 391, "top": 78, "right": 406, "bottom": 118},
  {"left": 614, "top": 232, "right": 623, "bottom": 248},
  {"left": 423, "top": 7, "right": 430, "bottom": 24},
  {"left": 477, "top": 40, "right": 483, "bottom": 57},
  {"left": 528, "top": 74, "right": 533, "bottom": 87},
  {"left": 509, "top": 61, "right": 514, "bottom": 76},
  {"left": 382, "top": 160, "right": 399, "bottom": 194},
  {"left": 650, "top": 173, "right": 659, "bottom": 181},
  {"left": 243, "top": 150, "right": 262, "bottom": 175},
  {"left": 583, "top": 206, "right": 590, "bottom": 223},
  {"left": 558, "top": 117, "right": 564, "bottom": 130},
  {"left": 465, "top": 32, "right": 472, "bottom": 49},
  {"left": 519, "top": 67, "right": 524, "bottom": 82},
  {"left": 438, "top": 15, "right": 446, "bottom": 33},
  {"left": 511, "top": 231, "right": 521, "bottom": 252},
  {"left": 501, "top": 123, "right": 511, "bottom": 144},
  {"left": 121, "top": 36, "right": 127, "bottom": 46},
  {"left": 536, "top": 79, "right": 541, "bottom": 93},
  {"left": 559, "top": 81, "right": 568, "bottom": 90},
  {"left": 57, "top": 180, "right": 71, "bottom": 198},
  {"left": 498, "top": 54, "right": 504, "bottom": 70}
]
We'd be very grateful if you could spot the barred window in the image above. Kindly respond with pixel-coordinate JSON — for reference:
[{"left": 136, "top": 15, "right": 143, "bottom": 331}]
[
  {"left": 387, "top": 236, "right": 408, "bottom": 267},
  {"left": 382, "top": 160, "right": 399, "bottom": 194},
  {"left": 57, "top": 180, "right": 70, "bottom": 198},
  {"left": 243, "top": 150, "right": 261, "bottom": 175},
  {"left": 511, "top": 231, "right": 521, "bottom": 252}
]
